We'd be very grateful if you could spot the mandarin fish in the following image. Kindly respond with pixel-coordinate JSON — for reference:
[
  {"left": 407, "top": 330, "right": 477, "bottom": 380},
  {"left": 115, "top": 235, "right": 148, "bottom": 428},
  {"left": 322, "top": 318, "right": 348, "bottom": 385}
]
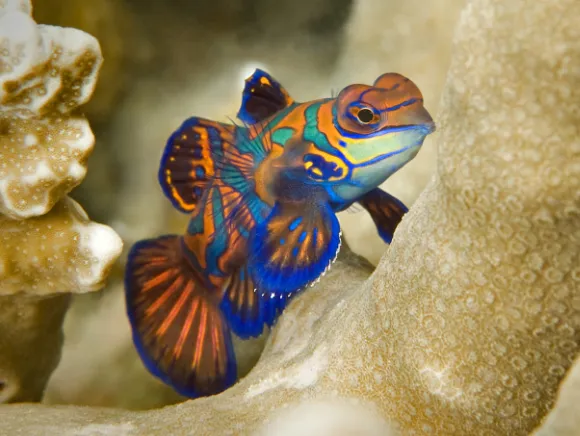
[{"left": 124, "top": 69, "right": 436, "bottom": 398}]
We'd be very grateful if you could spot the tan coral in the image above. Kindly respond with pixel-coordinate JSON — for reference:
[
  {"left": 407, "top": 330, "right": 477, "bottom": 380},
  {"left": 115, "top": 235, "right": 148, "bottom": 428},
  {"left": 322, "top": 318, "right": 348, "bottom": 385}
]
[
  {"left": 0, "top": 0, "right": 123, "bottom": 296},
  {"left": 0, "top": 293, "right": 70, "bottom": 402},
  {"left": 0, "top": 0, "right": 122, "bottom": 406},
  {"left": 531, "top": 355, "right": 580, "bottom": 436},
  {"left": 31, "top": 0, "right": 136, "bottom": 124},
  {"left": 0, "top": 0, "right": 102, "bottom": 219},
  {"left": 1, "top": 0, "right": 580, "bottom": 433},
  {"left": 0, "top": 196, "right": 122, "bottom": 295}
]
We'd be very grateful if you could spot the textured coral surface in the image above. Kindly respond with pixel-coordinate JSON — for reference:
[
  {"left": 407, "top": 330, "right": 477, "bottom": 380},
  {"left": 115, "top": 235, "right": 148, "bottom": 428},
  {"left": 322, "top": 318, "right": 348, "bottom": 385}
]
[
  {"left": 0, "top": 0, "right": 123, "bottom": 406},
  {"left": 0, "top": 294, "right": 70, "bottom": 402},
  {"left": 1, "top": 0, "right": 579, "bottom": 433},
  {"left": 532, "top": 355, "right": 580, "bottom": 435},
  {"left": 0, "top": 196, "right": 123, "bottom": 295},
  {"left": 0, "top": 0, "right": 123, "bottom": 295},
  {"left": 0, "top": 0, "right": 101, "bottom": 219}
]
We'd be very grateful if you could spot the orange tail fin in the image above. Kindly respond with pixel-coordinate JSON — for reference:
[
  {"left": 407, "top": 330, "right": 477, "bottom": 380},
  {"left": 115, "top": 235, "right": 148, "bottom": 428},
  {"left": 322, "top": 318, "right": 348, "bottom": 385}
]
[{"left": 124, "top": 235, "right": 237, "bottom": 398}]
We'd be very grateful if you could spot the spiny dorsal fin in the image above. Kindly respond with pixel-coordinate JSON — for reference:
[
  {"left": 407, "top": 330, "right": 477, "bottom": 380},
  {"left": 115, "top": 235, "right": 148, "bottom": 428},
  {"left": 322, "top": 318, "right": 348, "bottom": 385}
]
[
  {"left": 237, "top": 69, "right": 295, "bottom": 125},
  {"left": 158, "top": 117, "right": 236, "bottom": 214}
]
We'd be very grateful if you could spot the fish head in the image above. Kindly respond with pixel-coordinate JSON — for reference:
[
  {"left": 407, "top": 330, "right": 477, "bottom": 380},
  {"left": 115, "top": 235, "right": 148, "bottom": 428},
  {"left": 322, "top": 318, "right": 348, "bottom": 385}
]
[{"left": 330, "top": 73, "right": 436, "bottom": 200}]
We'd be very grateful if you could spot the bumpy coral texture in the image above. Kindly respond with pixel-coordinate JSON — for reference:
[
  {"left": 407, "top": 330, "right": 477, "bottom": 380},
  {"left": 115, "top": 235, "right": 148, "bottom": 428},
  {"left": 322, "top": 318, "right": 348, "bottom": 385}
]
[
  {"left": 531, "top": 355, "right": 580, "bottom": 435},
  {"left": 0, "top": 294, "right": 70, "bottom": 402},
  {"left": 0, "top": 196, "right": 123, "bottom": 295},
  {"left": 0, "top": 0, "right": 123, "bottom": 295},
  {"left": 0, "top": 0, "right": 101, "bottom": 219},
  {"left": 1, "top": 0, "right": 580, "bottom": 433}
]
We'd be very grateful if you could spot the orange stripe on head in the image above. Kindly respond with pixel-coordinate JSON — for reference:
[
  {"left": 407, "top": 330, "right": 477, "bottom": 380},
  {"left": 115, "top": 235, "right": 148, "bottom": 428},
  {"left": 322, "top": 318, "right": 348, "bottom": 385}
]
[{"left": 374, "top": 73, "right": 423, "bottom": 98}]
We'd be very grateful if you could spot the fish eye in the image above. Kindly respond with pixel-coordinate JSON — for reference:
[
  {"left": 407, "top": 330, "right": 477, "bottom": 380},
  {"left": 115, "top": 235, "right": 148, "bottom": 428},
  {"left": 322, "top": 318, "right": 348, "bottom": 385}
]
[{"left": 356, "top": 107, "right": 375, "bottom": 124}]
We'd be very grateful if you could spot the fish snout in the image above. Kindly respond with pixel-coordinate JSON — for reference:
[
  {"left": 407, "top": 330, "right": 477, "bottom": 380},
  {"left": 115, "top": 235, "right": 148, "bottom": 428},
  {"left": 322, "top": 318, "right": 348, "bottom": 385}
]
[{"left": 411, "top": 106, "right": 436, "bottom": 134}]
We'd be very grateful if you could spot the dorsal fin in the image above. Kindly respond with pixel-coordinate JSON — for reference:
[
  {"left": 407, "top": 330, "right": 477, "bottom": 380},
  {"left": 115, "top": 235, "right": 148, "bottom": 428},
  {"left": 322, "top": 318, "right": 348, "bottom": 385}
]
[
  {"left": 236, "top": 69, "right": 295, "bottom": 125},
  {"left": 158, "top": 117, "right": 237, "bottom": 214}
]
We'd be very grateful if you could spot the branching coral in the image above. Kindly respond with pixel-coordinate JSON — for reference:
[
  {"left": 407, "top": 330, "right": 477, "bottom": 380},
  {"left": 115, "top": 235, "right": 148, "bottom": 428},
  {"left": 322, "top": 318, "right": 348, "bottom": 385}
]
[
  {"left": 0, "top": 0, "right": 101, "bottom": 219},
  {"left": 0, "top": 0, "right": 122, "bottom": 403},
  {"left": 0, "top": 0, "right": 579, "bottom": 433}
]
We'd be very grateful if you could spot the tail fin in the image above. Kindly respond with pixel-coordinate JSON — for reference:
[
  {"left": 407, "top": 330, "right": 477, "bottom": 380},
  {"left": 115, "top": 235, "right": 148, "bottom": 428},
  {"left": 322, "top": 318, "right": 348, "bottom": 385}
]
[{"left": 124, "top": 235, "right": 237, "bottom": 398}]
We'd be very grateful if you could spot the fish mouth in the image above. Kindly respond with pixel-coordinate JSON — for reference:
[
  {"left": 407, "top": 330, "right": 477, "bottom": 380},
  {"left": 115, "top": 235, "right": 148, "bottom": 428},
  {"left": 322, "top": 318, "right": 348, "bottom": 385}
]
[
  {"left": 421, "top": 121, "right": 437, "bottom": 134},
  {"left": 373, "top": 119, "right": 436, "bottom": 136},
  {"left": 390, "top": 121, "right": 436, "bottom": 134}
]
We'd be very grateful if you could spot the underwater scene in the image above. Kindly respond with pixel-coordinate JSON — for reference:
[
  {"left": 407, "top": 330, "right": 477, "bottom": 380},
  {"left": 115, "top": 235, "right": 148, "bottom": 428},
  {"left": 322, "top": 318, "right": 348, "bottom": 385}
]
[{"left": 0, "top": 0, "right": 579, "bottom": 434}]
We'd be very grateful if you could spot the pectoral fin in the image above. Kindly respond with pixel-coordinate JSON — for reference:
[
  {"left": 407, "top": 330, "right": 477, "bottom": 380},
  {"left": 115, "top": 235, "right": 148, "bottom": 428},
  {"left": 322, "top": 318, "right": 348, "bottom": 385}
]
[
  {"left": 358, "top": 188, "right": 408, "bottom": 244},
  {"left": 248, "top": 200, "right": 341, "bottom": 294},
  {"left": 220, "top": 265, "right": 290, "bottom": 339},
  {"left": 158, "top": 117, "right": 236, "bottom": 213}
]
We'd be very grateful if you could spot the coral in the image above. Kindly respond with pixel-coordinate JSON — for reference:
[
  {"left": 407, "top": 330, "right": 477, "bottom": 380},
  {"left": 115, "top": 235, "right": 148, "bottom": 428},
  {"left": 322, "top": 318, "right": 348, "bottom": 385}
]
[
  {"left": 0, "top": 0, "right": 123, "bottom": 294},
  {"left": 0, "top": 294, "right": 70, "bottom": 402},
  {"left": 0, "top": 243, "right": 379, "bottom": 433},
  {"left": 31, "top": 0, "right": 136, "bottom": 124},
  {"left": 531, "top": 355, "right": 580, "bottom": 436},
  {"left": 0, "top": 0, "right": 101, "bottom": 219},
  {"left": 0, "top": 0, "right": 122, "bottom": 404},
  {"left": 4, "top": 0, "right": 578, "bottom": 434},
  {"left": 0, "top": 197, "right": 122, "bottom": 296}
]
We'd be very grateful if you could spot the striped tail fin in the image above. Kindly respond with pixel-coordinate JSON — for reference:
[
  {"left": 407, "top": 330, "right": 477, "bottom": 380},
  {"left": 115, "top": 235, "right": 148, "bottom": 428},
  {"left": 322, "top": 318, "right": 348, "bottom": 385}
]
[{"left": 124, "top": 235, "right": 237, "bottom": 398}]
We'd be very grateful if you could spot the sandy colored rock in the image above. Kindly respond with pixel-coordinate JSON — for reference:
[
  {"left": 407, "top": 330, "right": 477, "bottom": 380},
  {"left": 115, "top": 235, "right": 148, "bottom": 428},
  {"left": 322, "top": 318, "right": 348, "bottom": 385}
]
[{"left": 0, "top": 0, "right": 102, "bottom": 219}]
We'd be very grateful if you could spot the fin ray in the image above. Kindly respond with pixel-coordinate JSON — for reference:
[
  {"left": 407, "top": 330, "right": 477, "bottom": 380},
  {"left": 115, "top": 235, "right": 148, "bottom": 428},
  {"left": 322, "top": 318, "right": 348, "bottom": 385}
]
[{"left": 220, "top": 265, "right": 289, "bottom": 339}]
